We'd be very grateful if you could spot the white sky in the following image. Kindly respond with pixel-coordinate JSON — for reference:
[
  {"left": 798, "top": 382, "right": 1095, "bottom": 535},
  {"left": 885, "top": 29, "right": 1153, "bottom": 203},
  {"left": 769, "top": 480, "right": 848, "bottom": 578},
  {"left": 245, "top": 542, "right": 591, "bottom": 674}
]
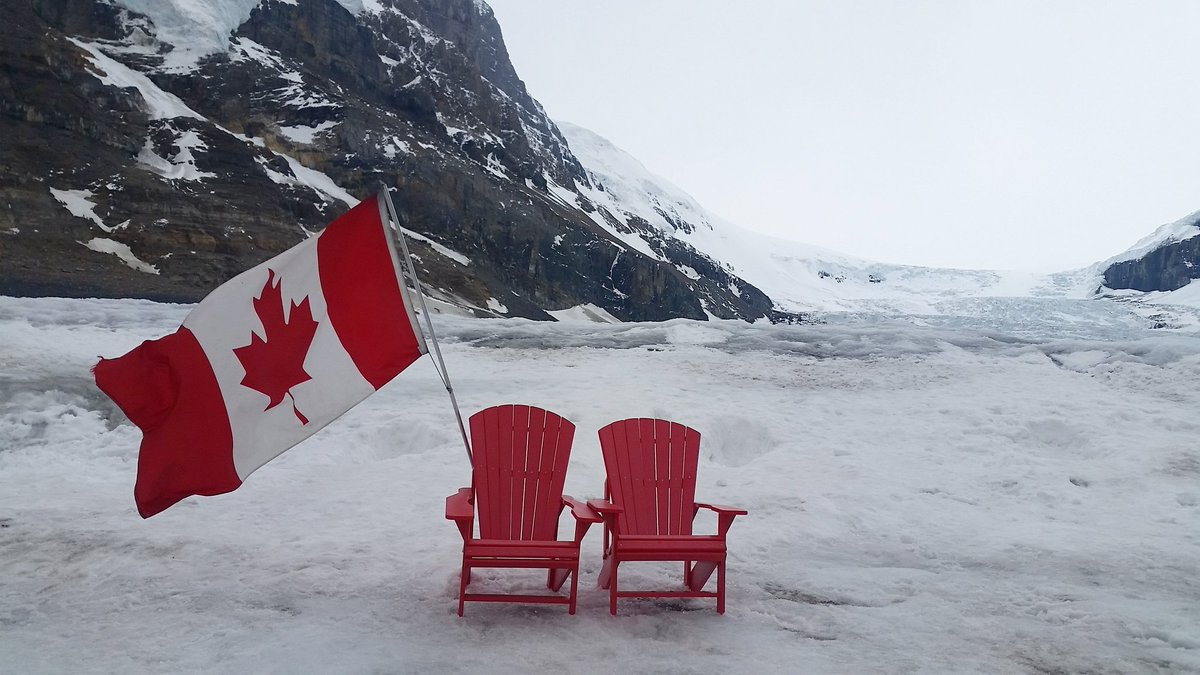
[{"left": 485, "top": 0, "right": 1200, "bottom": 271}]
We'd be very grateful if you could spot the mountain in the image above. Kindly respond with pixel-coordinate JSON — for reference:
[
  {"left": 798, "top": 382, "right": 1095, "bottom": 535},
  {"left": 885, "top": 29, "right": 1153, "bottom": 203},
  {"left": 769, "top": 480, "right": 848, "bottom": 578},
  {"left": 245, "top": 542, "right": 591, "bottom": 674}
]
[
  {"left": 1099, "top": 211, "right": 1200, "bottom": 293},
  {"left": 0, "top": 0, "right": 774, "bottom": 322},
  {"left": 557, "top": 122, "right": 1200, "bottom": 324},
  {"left": 3, "top": 0, "right": 1198, "bottom": 325}
]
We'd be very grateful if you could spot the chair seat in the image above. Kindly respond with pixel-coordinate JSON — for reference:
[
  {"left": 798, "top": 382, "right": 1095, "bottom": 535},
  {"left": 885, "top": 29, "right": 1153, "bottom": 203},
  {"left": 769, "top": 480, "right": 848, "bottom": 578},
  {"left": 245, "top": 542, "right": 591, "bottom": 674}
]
[
  {"left": 465, "top": 539, "right": 582, "bottom": 560},
  {"left": 615, "top": 534, "right": 726, "bottom": 559}
]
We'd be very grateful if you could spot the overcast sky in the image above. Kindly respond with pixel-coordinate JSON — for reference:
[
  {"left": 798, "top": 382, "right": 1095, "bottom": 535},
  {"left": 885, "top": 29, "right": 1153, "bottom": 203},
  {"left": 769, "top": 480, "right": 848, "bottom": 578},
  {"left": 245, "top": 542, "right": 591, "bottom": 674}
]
[{"left": 485, "top": 0, "right": 1200, "bottom": 271}]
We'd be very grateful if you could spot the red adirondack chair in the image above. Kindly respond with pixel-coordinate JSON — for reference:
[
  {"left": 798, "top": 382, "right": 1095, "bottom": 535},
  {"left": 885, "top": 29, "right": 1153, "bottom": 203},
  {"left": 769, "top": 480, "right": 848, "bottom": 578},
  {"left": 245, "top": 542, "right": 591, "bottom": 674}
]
[
  {"left": 445, "top": 404, "right": 601, "bottom": 616},
  {"left": 589, "top": 418, "right": 748, "bottom": 615}
]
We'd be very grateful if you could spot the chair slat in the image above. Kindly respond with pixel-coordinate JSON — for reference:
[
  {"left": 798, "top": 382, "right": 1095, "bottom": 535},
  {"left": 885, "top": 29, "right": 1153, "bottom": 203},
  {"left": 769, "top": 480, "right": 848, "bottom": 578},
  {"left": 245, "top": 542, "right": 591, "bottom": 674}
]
[
  {"left": 533, "top": 409, "right": 556, "bottom": 540},
  {"left": 602, "top": 421, "right": 628, "bottom": 534},
  {"left": 474, "top": 409, "right": 502, "bottom": 538},
  {"left": 535, "top": 413, "right": 574, "bottom": 540},
  {"left": 634, "top": 418, "right": 657, "bottom": 534},
  {"left": 622, "top": 418, "right": 648, "bottom": 533},
  {"left": 653, "top": 418, "right": 671, "bottom": 534},
  {"left": 500, "top": 405, "right": 520, "bottom": 539},
  {"left": 510, "top": 405, "right": 532, "bottom": 540},
  {"left": 519, "top": 406, "right": 546, "bottom": 540},
  {"left": 468, "top": 412, "right": 487, "bottom": 538},
  {"left": 598, "top": 424, "right": 617, "bottom": 505},
  {"left": 620, "top": 419, "right": 643, "bottom": 533},
  {"left": 680, "top": 424, "right": 700, "bottom": 536},
  {"left": 666, "top": 421, "right": 687, "bottom": 535}
]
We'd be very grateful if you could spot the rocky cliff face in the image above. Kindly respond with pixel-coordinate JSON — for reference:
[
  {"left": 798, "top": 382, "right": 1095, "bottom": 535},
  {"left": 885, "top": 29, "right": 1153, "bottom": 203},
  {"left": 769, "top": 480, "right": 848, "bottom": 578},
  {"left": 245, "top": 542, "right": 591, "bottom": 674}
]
[
  {"left": 0, "top": 0, "right": 775, "bottom": 322},
  {"left": 1101, "top": 213, "right": 1200, "bottom": 293}
]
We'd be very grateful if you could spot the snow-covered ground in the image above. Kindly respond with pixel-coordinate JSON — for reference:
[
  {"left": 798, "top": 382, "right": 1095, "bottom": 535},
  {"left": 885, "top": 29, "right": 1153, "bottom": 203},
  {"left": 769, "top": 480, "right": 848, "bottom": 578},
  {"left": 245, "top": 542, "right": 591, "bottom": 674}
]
[{"left": 2, "top": 295, "right": 1199, "bottom": 673}]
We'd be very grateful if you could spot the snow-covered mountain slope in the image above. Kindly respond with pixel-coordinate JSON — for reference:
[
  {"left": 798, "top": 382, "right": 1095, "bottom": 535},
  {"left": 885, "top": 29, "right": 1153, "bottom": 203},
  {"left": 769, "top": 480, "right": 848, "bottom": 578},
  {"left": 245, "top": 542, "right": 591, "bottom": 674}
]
[
  {"left": 558, "top": 122, "right": 1200, "bottom": 322},
  {"left": 559, "top": 123, "right": 1075, "bottom": 312},
  {"left": 1103, "top": 209, "right": 1200, "bottom": 268}
]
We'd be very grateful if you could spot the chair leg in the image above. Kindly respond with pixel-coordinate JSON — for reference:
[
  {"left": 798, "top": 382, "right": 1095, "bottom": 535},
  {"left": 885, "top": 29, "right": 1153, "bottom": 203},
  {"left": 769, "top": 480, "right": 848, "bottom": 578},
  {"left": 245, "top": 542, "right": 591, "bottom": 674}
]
[
  {"left": 568, "top": 563, "right": 580, "bottom": 615},
  {"left": 548, "top": 567, "right": 570, "bottom": 592},
  {"left": 598, "top": 553, "right": 614, "bottom": 589},
  {"left": 684, "top": 561, "right": 691, "bottom": 588},
  {"left": 609, "top": 561, "right": 619, "bottom": 615},
  {"left": 688, "top": 561, "right": 717, "bottom": 592},
  {"left": 717, "top": 560, "right": 726, "bottom": 615},
  {"left": 458, "top": 559, "right": 470, "bottom": 617}
]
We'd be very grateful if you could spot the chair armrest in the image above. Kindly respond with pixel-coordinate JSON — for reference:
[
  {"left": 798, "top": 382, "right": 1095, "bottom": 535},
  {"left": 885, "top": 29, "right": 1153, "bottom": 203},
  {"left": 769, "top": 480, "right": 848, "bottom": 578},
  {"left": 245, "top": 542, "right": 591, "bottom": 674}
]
[
  {"left": 587, "top": 498, "right": 622, "bottom": 544},
  {"left": 695, "top": 502, "right": 748, "bottom": 516},
  {"left": 446, "top": 487, "right": 474, "bottom": 541},
  {"left": 587, "top": 498, "right": 622, "bottom": 517},
  {"left": 563, "top": 494, "right": 601, "bottom": 543},
  {"left": 445, "top": 487, "right": 474, "bottom": 521},
  {"left": 562, "top": 495, "right": 602, "bottom": 523},
  {"left": 695, "top": 501, "right": 746, "bottom": 536}
]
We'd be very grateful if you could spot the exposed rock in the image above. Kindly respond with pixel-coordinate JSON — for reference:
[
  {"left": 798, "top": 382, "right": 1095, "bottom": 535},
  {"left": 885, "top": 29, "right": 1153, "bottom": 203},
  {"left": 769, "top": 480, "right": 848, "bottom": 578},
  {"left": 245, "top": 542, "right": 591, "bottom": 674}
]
[
  {"left": 1102, "top": 223, "right": 1200, "bottom": 292},
  {"left": 0, "top": 0, "right": 775, "bottom": 321}
]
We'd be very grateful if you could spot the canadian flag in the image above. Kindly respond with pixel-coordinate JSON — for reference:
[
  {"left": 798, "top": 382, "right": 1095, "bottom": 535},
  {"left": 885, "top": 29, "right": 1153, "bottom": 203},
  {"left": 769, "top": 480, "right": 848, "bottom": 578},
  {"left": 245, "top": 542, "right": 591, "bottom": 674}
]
[{"left": 94, "top": 194, "right": 428, "bottom": 518}]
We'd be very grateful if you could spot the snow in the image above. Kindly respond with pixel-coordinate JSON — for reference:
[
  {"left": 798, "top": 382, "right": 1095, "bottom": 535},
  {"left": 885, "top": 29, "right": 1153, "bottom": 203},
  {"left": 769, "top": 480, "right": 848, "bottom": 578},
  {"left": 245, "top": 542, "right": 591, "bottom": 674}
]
[
  {"left": 69, "top": 38, "right": 204, "bottom": 119},
  {"left": 543, "top": 172, "right": 663, "bottom": 262},
  {"left": 1157, "top": 278, "right": 1200, "bottom": 308},
  {"left": 81, "top": 238, "right": 160, "bottom": 275},
  {"left": 436, "top": 114, "right": 506, "bottom": 148},
  {"left": 137, "top": 129, "right": 218, "bottom": 182},
  {"left": 400, "top": 229, "right": 472, "bottom": 267},
  {"left": 112, "top": 0, "right": 260, "bottom": 71},
  {"left": 278, "top": 121, "right": 339, "bottom": 145},
  {"left": 49, "top": 188, "right": 109, "bottom": 232},
  {"left": 381, "top": 136, "right": 412, "bottom": 159},
  {"left": 111, "top": 0, "right": 371, "bottom": 71},
  {"left": 227, "top": 36, "right": 332, "bottom": 114},
  {"left": 483, "top": 153, "right": 509, "bottom": 179},
  {"left": 548, "top": 304, "right": 622, "bottom": 324},
  {"left": 485, "top": 297, "right": 508, "bottom": 314},
  {"left": 228, "top": 37, "right": 301, "bottom": 81},
  {"left": 2, "top": 295, "right": 1199, "bottom": 673},
  {"left": 277, "top": 155, "right": 357, "bottom": 207}
]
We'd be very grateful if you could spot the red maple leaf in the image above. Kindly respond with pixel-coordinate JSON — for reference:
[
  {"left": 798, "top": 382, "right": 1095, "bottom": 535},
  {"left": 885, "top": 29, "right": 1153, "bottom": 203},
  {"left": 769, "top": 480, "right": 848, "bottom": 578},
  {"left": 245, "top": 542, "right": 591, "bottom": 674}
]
[{"left": 233, "top": 269, "right": 319, "bottom": 424}]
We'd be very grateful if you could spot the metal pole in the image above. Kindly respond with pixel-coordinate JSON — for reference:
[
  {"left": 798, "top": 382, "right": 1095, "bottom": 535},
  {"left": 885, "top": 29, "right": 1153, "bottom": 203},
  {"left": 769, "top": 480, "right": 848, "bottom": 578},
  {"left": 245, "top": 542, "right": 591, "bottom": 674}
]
[{"left": 378, "top": 184, "right": 473, "bottom": 465}]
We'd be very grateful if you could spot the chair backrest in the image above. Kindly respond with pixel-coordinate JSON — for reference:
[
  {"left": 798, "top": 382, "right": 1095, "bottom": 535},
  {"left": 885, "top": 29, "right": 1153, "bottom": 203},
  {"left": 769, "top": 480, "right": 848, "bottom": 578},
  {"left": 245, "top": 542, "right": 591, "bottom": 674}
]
[
  {"left": 470, "top": 404, "right": 575, "bottom": 541},
  {"left": 598, "top": 418, "right": 700, "bottom": 536}
]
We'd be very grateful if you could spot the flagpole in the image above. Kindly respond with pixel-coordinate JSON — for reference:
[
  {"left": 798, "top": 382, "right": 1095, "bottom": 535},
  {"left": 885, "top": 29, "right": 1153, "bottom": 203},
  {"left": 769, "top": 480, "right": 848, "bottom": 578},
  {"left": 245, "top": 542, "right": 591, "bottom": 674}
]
[{"left": 378, "top": 185, "right": 473, "bottom": 465}]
